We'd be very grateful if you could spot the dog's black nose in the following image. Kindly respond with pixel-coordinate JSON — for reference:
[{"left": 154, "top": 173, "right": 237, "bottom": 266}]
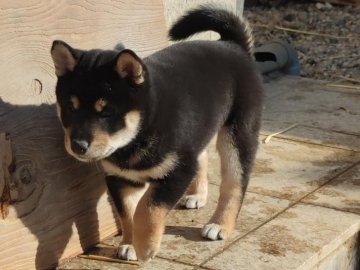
[{"left": 71, "top": 139, "right": 89, "bottom": 155}]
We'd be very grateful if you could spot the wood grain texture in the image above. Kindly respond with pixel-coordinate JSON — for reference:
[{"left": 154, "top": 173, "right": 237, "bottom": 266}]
[
  {"left": 0, "top": 0, "right": 167, "bottom": 105},
  {"left": 0, "top": 1, "right": 167, "bottom": 269}
]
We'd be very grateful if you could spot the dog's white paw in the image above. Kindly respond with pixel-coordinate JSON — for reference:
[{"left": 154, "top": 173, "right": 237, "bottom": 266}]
[
  {"left": 182, "top": 194, "right": 206, "bottom": 209},
  {"left": 201, "top": 223, "right": 227, "bottom": 240},
  {"left": 117, "top": 244, "right": 137, "bottom": 261}
]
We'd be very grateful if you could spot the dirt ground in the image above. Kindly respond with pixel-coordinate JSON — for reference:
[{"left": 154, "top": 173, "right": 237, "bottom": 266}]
[{"left": 245, "top": 1, "right": 360, "bottom": 83}]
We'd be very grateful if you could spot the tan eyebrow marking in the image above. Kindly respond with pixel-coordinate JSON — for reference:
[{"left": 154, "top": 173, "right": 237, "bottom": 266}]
[
  {"left": 95, "top": 98, "right": 107, "bottom": 112},
  {"left": 70, "top": 95, "right": 80, "bottom": 110}
]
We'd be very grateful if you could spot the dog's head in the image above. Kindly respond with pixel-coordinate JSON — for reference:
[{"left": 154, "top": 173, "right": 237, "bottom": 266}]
[{"left": 51, "top": 40, "right": 146, "bottom": 162}]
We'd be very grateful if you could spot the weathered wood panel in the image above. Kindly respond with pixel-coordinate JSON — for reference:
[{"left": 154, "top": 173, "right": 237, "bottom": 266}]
[{"left": 0, "top": 1, "right": 167, "bottom": 269}]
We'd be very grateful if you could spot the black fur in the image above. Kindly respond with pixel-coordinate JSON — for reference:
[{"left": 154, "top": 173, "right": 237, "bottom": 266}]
[
  {"left": 169, "top": 6, "right": 254, "bottom": 55},
  {"left": 53, "top": 6, "right": 263, "bottom": 260}
]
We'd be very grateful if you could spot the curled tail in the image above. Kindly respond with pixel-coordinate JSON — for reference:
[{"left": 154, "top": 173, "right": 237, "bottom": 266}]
[{"left": 169, "top": 6, "right": 254, "bottom": 56}]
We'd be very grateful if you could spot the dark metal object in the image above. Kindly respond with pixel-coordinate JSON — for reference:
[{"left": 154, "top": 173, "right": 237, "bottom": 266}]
[{"left": 254, "top": 40, "right": 300, "bottom": 75}]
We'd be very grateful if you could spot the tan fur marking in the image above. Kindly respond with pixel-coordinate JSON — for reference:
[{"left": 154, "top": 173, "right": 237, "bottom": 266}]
[
  {"left": 187, "top": 150, "right": 208, "bottom": 195},
  {"left": 94, "top": 98, "right": 107, "bottom": 112},
  {"left": 70, "top": 95, "right": 80, "bottom": 110},
  {"left": 106, "top": 110, "right": 141, "bottom": 150},
  {"left": 209, "top": 128, "right": 244, "bottom": 238},
  {"left": 65, "top": 110, "right": 141, "bottom": 161},
  {"left": 101, "top": 152, "right": 178, "bottom": 182},
  {"left": 209, "top": 182, "right": 241, "bottom": 237},
  {"left": 63, "top": 127, "right": 76, "bottom": 159},
  {"left": 118, "top": 184, "right": 148, "bottom": 244},
  {"left": 133, "top": 186, "right": 168, "bottom": 262},
  {"left": 184, "top": 150, "right": 208, "bottom": 209},
  {"left": 56, "top": 102, "right": 62, "bottom": 121},
  {"left": 51, "top": 43, "right": 77, "bottom": 76}
]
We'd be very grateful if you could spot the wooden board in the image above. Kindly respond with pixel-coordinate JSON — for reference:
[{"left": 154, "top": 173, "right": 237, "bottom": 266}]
[{"left": 0, "top": 1, "right": 167, "bottom": 269}]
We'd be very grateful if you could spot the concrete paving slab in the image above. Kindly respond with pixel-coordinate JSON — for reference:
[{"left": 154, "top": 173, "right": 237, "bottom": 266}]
[
  {"left": 260, "top": 121, "right": 360, "bottom": 152},
  {"left": 263, "top": 77, "right": 360, "bottom": 135},
  {"left": 64, "top": 186, "right": 290, "bottom": 268},
  {"left": 59, "top": 255, "right": 192, "bottom": 270},
  {"left": 204, "top": 204, "right": 360, "bottom": 270},
  {"left": 158, "top": 185, "right": 290, "bottom": 265},
  {"left": 263, "top": 76, "right": 289, "bottom": 100},
  {"left": 303, "top": 163, "right": 360, "bottom": 214},
  {"left": 284, "top": 126, "right": 360, "bottom": 152},
  {"left": 248, "top": 137, "right": 360, "bottom": 201}
]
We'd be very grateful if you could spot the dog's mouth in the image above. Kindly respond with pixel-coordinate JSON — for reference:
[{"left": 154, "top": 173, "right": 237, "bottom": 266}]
[
  {"left": 61, "top": 110, "right": 141, "bottom": 162},
  {"left": 64, "top": 135, "right": 116, "bottom": 162},
  {"left": 65, "top": 147, "right": 114, "bottom": 163}
]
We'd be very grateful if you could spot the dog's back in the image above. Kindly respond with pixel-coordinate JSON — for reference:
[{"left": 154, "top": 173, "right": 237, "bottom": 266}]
[{"left": 142, "top": 7, "right": 263, "bottom": 153}]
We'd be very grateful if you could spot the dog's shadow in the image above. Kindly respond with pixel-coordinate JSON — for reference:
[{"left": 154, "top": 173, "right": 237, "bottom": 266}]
[
  {"left": 165, "top": 225, "right": 208, "bottom": 242},
  {"left": 0, "top": 99, "right": 121, "bottom": 269}
]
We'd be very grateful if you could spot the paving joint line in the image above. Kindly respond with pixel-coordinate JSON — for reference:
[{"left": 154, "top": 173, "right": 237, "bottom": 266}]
[
  {"left": 199, "top": 160, "right": 360, "bottom": 267},
  {"left": 298, "top": 161, "right": 360, "bottom": 202},
  {"left": 246, "top": 190, "right": 292, "bottom": 201},
  {"left": 195, "top": 265, "right": 217, "bottom": 270},
  {"left": 156, "top": 255, "right": 200, "bottom": 268},
  {"left": 246, "top": 190, "right": 360, "bottom": 218}
]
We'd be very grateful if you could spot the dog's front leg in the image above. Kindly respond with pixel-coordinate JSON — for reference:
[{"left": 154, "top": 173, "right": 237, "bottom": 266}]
[
  {"left": 106, "top": 176, "right": 148, "bottom": 260},
  {"left": 132, "top": 161, "right": 197, "bottom": 262}
]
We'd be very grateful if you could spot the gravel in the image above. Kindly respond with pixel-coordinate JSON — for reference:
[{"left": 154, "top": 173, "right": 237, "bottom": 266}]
[{"left": 244, "top": 1, "right": 360, "bottom": 82}]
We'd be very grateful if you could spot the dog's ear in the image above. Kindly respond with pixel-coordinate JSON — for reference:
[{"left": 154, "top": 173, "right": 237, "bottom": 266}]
[
  {"left": 115, "top": 50, "right": 145, "bottom": 85},
  {"left": 51, "top": 40, "right": 79, "bottom": 77}
]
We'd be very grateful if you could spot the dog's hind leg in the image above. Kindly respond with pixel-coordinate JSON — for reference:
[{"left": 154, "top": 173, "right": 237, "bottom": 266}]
[
  {"left": 182, "top": 150, "right": 208, "bottom": 209},
  {"left": 202, "top": 123, "right": 258, "bottom": 240}
]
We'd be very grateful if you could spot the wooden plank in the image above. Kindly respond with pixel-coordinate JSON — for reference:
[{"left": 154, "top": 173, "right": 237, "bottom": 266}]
[
  {"left": 0, "top": 0, "right": 167, "bottom": 106},
  {"left": 0, "top": 1, "right": 167, "bottom": 269}
]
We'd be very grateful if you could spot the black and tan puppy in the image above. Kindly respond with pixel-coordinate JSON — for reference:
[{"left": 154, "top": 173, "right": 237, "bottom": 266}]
[{"left": 51, "top": 7, "right": 263, "bottom": 262}]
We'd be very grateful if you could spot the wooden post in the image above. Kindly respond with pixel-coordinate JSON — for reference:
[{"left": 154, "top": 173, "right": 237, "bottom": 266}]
[{"left": 0, "top": 1, "right": 167, "bottom": 269}]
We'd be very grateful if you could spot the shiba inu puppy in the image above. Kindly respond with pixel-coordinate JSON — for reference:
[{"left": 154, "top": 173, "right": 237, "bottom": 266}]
[{"left": 51, "top": 6, "right": 263, "bottom": 263}]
